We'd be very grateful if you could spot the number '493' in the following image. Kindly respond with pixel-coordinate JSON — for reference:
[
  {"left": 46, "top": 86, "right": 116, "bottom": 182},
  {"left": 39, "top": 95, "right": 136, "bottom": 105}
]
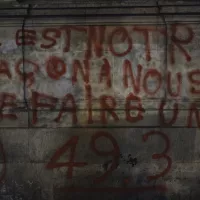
[{"left": 46, "top": 131, "right": 172, "bottom": 183}]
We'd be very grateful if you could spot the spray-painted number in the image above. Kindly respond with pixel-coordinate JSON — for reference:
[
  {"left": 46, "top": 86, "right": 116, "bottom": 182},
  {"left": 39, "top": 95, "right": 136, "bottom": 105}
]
[
  {"left": 143, "top": 131, "right": 172, "bottom": 181},
  {"left": 46, "top": 131, "right": 171, "bottom": 183}
]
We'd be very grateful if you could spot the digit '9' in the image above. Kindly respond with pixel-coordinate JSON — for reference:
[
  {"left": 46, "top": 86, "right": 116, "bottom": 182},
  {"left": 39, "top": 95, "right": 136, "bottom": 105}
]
[{"left": 90, "top": 131, "right": 120, "bottom": 184}]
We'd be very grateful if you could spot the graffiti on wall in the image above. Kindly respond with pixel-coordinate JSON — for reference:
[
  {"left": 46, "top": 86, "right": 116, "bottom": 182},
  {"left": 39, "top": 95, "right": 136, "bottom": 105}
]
[
  {"left": 46, "top": 130, "right": 170, "bottom": 192},
  {"left": 0, "top": 24, "right": 199, "bottom": 128},
  {"left": 0, "top": 23, "right": 199, "bottom": 198}
]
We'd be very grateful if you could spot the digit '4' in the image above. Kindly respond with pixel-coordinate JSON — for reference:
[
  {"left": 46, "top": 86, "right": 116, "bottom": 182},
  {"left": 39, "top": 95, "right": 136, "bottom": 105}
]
[{"left": 46, "top": 136, "right": 87, "bottom": 179}]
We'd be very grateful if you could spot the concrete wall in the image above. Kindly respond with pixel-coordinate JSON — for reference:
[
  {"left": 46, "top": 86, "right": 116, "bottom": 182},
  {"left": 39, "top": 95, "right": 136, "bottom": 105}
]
[{"left": 0, "top": 3, "right": 200, "bottom": 199}]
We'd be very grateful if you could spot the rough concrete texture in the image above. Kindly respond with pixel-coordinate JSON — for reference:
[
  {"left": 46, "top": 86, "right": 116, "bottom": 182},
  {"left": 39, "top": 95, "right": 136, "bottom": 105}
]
[{"left": 0, "top": 1, "right": 200, "bottom": 199}]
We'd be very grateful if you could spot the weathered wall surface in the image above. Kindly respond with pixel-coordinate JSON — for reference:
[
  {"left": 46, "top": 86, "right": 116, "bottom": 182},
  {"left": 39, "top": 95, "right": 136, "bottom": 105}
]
[{"left": 0, "top": 3, "right": 200, "bottom": 199}]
